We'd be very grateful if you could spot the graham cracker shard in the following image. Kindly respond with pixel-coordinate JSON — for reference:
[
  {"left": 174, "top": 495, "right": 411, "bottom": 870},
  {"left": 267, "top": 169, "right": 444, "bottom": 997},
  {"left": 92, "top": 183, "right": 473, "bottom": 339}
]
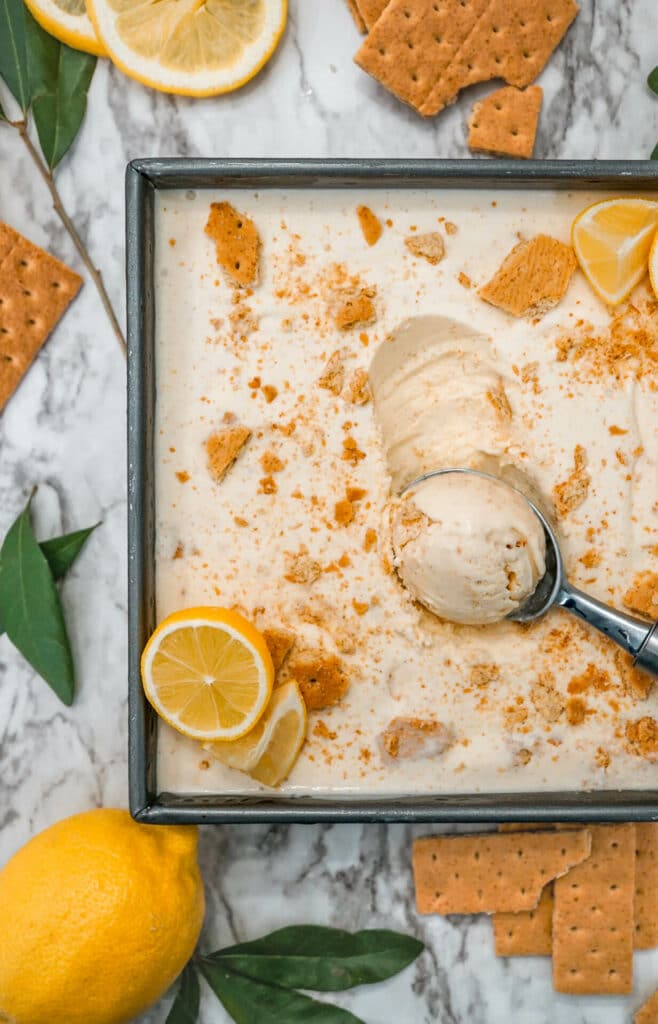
[
  {"left": 479, "top": 234, "right": 577, "bottom": 317},
  {"left": 553, "top": 444, "right": 590, "bottom": 517},
  {"left": 636, "top": 989, "right": 658, "bottom": 1024},
  {"left": 345, "top": 0, "right": 366, "bottom": 32},
  {"left": 205, "top": 425, "right": 251, "bottom": 482},
  {"left": 404, "top": 232, "right": 445, "bottom": 265},
  {"left": 623, "top": 571, "right": 658, "bottom": 619},
  {"left": 379, "top": 717, "right": 453, "bottom": 762},
  {"left": 357, "top": 205, "right": 383, "bottom": 246},
  {"left": 262, "top": 627, "right": 295, "bottom": 673},
  {"left": 468, "top": 85, "right": 543, "bottom": 159},
  {"left": 356, "top": 0, "right": 389, "bottom": 29},
  {"left": 635, "top": 824, "right": 658, "bottom": 950},
  {"left": 413, "top": 829, "right": 591, "bottom": 915},
  {"left": 494, "top": 883, "right": 554, "bottom": 956},
  {"left": 287, "top": 651, "right": 350, "bottom": 710},
  {"left": 205, "top": 202, "right": 261, "bottom": 286},
  {"left": 553, "top": 823, "right": 635, "bottom": 995},
  {"left": 0, "top": 222, "right": 82, "bottom": 412}
]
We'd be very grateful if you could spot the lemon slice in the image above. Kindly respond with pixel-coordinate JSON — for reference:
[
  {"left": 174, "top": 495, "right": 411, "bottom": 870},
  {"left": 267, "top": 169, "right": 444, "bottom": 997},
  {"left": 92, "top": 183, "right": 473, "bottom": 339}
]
[
  {"left": 24, "top": 0, "right": 107, "bottom": 56},
  {"left": 205, "top": 681, "right": 307, "bottom": 787},
  {"left": 141, "top": 607, "right": 274, "bottom": 740},
  {"left": 87, "top": 0, "right": 287, "bottom": 97},
  {"left": 572, "top": 197, "right": 658, "bottom": 306},
  {"left": 649, "top": 231, "right": 658, "bottom": 301}
]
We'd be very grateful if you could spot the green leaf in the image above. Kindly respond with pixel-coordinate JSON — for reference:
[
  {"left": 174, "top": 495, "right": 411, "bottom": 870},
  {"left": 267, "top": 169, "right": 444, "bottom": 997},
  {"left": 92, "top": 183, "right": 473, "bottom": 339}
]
[
  {"left": 166, "top": 963, "right": 200, "bottom": 1024},
  {"left": 39, "top": 524, "right": 98, "bottom": 580},
  {"left": 0, "top": 0, "right": 30, "bottom": 111},
  {"left": 199, "top": 960, "right": 365, "bottom": 1024},
  {"left": 0, "top": 495, "right": 75, "bottom": 704},
  {"left": 648, "top": 67, "right": 658, "bottom": 95},
  {"left": 208, "top": 927, "right": 424, "bottom": 992},
  {"left": 0, "top": 98, "right": 6, "bottom": 120},
  {"left": 30, "top": 39, "right": 96, "bottom": 168},
  {"left": 24, "top": 4, "right": 61, "bottom": 100},
  {"left": 651, "top": 143, "right": 658, "bottom": 161}
]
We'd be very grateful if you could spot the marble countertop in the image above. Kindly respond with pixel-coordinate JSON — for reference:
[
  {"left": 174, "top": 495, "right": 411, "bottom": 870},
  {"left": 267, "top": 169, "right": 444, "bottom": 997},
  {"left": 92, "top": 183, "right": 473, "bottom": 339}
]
[{"left": 2, "top": 2, "right": 658, "bottom": 1021}]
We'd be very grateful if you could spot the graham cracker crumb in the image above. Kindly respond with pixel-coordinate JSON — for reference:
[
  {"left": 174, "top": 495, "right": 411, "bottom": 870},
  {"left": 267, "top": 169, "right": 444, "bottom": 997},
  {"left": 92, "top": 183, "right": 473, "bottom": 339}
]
[
  {"left": 318, "top": 350, "right": 345, "bottom": 395},
  {"left": 172, "top": 543, "right": 183, "bottom": 560},
  {"left": 615, "top": 650, "right": 653, "bottom": 701},
  {"left": 553, "top": 444, "right": 590, "bottom": 516},
  {"left": 262, "top": 627, "right": 295, "bottom": 673},
  {"left": 567, "top": 663, "right": 611, "bottom": 695},
  {"left": 259, "top": 475, "right": 277, "bottom": 495},
  {"left": 457, "top": 271, "right": 473, "bottom": 289},
  {"left": 285, "top": 548, "right": 322, "bottom": 585},
  {"left": 334, "top": 499, "right": 355, "bottom": 526},
  {"left": 262, "top": 384, "right": 278, "bottom": 404},
  {"left": 260, "top": 451, "right": 285, "bottom": 473},
  {"left": 566, "top": 697, "right": 588, "bottom": 726},
  {"left": 444, "top": 221, "right": 458, "bottom": 236},
  {"left": 404, "top": 232, "right": 445, "bottom": 265},
  {"left": 335, "top": 287, "right": 377, "bottom": 330},
  {"left": 288, "top": 651, "right": 350, "bottom": 710},
  {"left": 580, "top": 549, "right": 601, "bottom": 569},
  {"left": 594, "top": 747, "right": 610, "bottom": 770},
  {"left": 357, "top": 205, "right": 383, "bottom": 246},
  {"left": 623, "top": 572, "right": 658, "bottom": 619},
  {"left": 470, "top": 663, "right": 501, "bottom": 688},
  {"left": 205, "top": 425, "right": 251, "bottom": 483},
  {"left": 514, "top": 747, "right": 533, "bottom": 766},
  {"left": 344, "top": 368, "right": 371, "bottom": 405},
  {"left": 380, "top": 717, "right": 453, "bottom": 762},
  {"left": 530, "top": 671, "right": 564, "bottom": 723},
  {"left": 342, "top": 436, "right": 366, "bottom": 465},
  {"left": 626, "top": 717, "right": 658, "bottom": 761},
  {"left": 364, "top": 528, "right": 377, "bottom": 552},
  {"left": 175, "top": 470, "right": 190, "bottom": 483},
  {"left": 313, "top": 719, "right": 337, "bottom": 741}
]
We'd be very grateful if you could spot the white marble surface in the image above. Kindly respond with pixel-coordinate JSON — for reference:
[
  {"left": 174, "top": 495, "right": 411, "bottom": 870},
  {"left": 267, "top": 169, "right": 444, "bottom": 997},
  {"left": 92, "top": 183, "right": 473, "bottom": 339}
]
[{"left": 2, "top": 2, "right": 658, "bottom": 1021}]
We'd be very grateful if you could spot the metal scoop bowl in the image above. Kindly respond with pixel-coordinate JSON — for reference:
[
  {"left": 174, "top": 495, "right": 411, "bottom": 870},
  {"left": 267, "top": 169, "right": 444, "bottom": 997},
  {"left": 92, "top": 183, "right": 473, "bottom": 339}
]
[{"left": 402, "top": 467, "right": 658, "bottom": 678}]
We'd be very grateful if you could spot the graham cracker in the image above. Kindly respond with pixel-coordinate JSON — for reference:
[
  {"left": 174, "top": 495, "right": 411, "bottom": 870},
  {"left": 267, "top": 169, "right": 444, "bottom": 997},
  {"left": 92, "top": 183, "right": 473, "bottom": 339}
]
[
  {"left": 205, "top": 425, "right": 251, "bottom": 482},
  {"left": 553, "top": 823, "right": 635, "bottom": 995},
  {"left": 468, "top": 85, "right": 543, "bottom": 159},
  {"left": 498, "top": 822, "right": 557, "bottom": 832},
  {"left": 379, "top": 716, "right": 453, "bottom": 762},
  {"left": 262, "top": 627, "right": 295, "bottom": 674},
  {"left": 494, "top": 883, "right": 553, "bottom": 956},
  {"left": 479, "top": 234, "right": 577, "bottom": 317},
  {"left": 356, "top": 0, "right": 389, "bottom": 28},
  {"left": 413, "top": 829, "right": 591, "bottom": 915},
  {"left": 345, "top": 0, "right": 366, "bottom": 33},
  {"left": 357, "top": 205, "right": 383, "bottom": 246},
  {"left": 355, "top": 0, "right": 489, "bottom": 112},
  {"left": 205, "top": 202, "right": 261, "bottom": 286},
  {"left": 0, "top": 223, "right": 82, "bottom": 412},
  {"left": 287, "top": 651, "right": 350, "bottom": 710},
  {"left": 636, "top": 989, "right": 658, "bottom": 1024},
  {"left": 420, "top": 0, "right": 579, "bottom": 116},
  {"left": 404, "top": 232, "right": 445, "bottom": 264},
  {"left": 635, "top": 823, "right": 658, "bottom": 950}
]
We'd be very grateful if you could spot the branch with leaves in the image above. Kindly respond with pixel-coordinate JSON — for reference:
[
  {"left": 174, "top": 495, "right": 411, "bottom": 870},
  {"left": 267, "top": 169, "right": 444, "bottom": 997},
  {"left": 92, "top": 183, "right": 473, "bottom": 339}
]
[
  {"left": 165, "top": 926, "right": 424, "bottom": 1024},
  {"left": 0, "top": 491, "right": 98, "bottom": 705},
  {"left": 0, "top": 0, "right": 125, "bottom": 354}
]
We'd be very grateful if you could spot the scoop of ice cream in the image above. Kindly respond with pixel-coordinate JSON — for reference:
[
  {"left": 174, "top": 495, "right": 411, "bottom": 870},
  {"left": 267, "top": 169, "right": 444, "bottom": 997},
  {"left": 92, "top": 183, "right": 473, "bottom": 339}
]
[
  {"left": 391, "top": 472, "right": 546, "bottom": 626},
  {"left": 369, "top": 315, "right": 514, "bottom": 492}
]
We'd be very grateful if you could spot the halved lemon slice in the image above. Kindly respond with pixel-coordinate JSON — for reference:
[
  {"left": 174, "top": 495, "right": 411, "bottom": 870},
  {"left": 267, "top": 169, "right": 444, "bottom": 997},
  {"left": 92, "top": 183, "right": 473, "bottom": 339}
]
[
  {"left": 24, "top": 0, "right": 107, "bottom": 57},
  {"left": 141, "top": 607, "right": 274, "bottom": 740},
  {"left": 571, "top": 197, "right": 658, "bottom": 306},
  {"left": 649, "top": 230, "right": 658, "bottom": 300},
  {"left": 205, "top": 681, "right": 307, "bottom": 787},
  {"left": 87, "top": 0, "right": 287, "bottom": 97}
]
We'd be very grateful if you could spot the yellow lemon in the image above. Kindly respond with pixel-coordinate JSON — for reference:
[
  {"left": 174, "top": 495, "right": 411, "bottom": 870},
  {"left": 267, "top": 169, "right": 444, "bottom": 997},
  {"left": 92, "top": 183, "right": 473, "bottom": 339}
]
[
  {"left": 0, "top": 808, "right": 204, "bottom": 1024},
  {"left": 87, "top": 0, "right": 287, "bottom": 97},
  {"left": 23, "top": 0, "right": 107, "bottom": 57},
  {"left": 141, "top": 606, "right": 274, "bottom": 741},
  {"left": 649, "top": 229, "right": 658, "bottom": 300},
  {"left": 571, "top": 196, "right": 658, "bottom": 305},
  {"left": 206, "top": 679, "right": 307, "bottom": 787}
]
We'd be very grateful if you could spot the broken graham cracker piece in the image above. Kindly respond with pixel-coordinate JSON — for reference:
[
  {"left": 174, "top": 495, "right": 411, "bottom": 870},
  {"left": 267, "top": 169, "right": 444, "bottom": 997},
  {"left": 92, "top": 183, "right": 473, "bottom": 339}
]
[
  {"left": 379, "top": 717, "right": 453, "bottom": 762},
  {"left": 357, "top": 205, "right": 383, "bottom": 246},
  {"left": 205, "top": 425, "right": 251, "bottom": 482},
  {"left": 553, "top": 823, "right": 635, "bottom": 995},
  {"left": 262, "top": 627, "right": 295, "bottom": 674},
  {"left": 287, "top": 651, "right": 350, "bottom": 710},
  {"left": 553, "top": 444, "right": 590, "bottom": 517},
  {"left": 494, "top": 883, "right": 554, "bottom": 957},
  {"left": 345, "top": 0, "right": 366, "bottom": 32},
  {"left": 623, "top": 571, "right": 658, "bottom": 619},
  {"left": 420, "top": 0, "right": 579, "bottom": 117},
  {"left": 468, "top": 85, "right": 543, "bottom": 159},
  {"left": 404, "top": 232, "right": 445, "bottom": 265},
  {"left": 626, "top": 717, "right": 658, "bottom": 762},
  {"left": 479, "top": 234, "right": 577, "bottom": 318},
  {"left": 636, "top": 989, "right": 658, "bottom": 1024},
  {"left": 0, "top": 223, "right": 82, "bottom": 412},
  {"left": 335, "top": 287, "right": 377, "bottom": 330},
  {"left": 205, "top": 202, "right": 261, "bottom": 286},
  {"left": 413, "top": 829, "right": 591, "bottom": 915},
  {"left": 318, "top": 350, "right": 346, "bottom": 395},
  {"left": 635, "top": 824, "right": 658, "bottom": 950}
]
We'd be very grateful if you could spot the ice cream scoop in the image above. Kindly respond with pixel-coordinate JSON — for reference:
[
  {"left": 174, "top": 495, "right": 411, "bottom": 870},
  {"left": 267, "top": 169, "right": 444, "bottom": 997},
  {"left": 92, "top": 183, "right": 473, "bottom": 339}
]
[
  {"left": 392, "top": 471, "right": 546, "bottom": 625},
  {"left": 400, "top": 469, "right": 658, "bottom": 678}
]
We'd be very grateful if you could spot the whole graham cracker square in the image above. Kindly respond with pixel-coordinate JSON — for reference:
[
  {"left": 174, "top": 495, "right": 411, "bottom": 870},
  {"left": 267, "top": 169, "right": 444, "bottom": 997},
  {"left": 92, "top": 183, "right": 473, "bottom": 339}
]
[
  {"left": 494, "top": 883, "right": 553, "bottom": 956},
  {"left": 553, "top": 823, "right": 635, "bottom": 995},
  {"left": 413, "top": 830, "right": 591, "bottom": 916},
  {"left": 635, "top": 989, "right": 658, "bottom": 1024},
  {"left": 479, "top": 234, "right": 577, "bottom": 317},
  {"left": 355, "top": 0, "right": 489, "bottom": 111},
  {"left": 468, "top": 85, "right": 543, "bottom": 159},
  {"left": 635, "top": 823, "right": 658, "bottom": 950},
  {"left": 0, "top": 224, "right": 82, "bottom": 412}
]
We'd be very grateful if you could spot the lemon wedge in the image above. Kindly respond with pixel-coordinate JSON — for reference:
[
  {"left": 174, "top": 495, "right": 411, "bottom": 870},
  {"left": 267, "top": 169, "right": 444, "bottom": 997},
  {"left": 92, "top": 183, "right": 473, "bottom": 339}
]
[
  {"left": 572, "top": 197, "right": 658, "bottom": 306},
  {"left": 87, "top": 0, "right": 287, "bottom": 97},
  {"left": 205, "top": 680, "right": 307, "bottom": 787},
  {"left": 24, "top": 0, "right": 107, "bottom": 57},
  {"left": 141, "top": 607, "right": 274, "bottom": 741},
  {"left": 649, "top": 230, "right": 658, "bottom": 301}
]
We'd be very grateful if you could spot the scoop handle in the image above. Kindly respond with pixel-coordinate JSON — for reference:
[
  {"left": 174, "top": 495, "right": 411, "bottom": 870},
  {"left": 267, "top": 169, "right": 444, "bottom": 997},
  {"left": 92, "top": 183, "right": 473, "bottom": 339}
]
[{"left": 557, "top": 582, "right": 658, "bottom": 676}]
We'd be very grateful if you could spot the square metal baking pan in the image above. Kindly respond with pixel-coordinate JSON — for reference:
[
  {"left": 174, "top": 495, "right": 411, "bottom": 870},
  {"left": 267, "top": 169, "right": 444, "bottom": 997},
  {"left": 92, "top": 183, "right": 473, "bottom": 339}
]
[{"left": 127, "top": 157, "right": 658, "bottom": 824}]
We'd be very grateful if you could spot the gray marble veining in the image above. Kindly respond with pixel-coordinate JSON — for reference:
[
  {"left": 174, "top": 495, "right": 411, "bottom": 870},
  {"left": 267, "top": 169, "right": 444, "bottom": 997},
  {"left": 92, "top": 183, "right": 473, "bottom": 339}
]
[{"left": 1, "top": 1, "right": 658, "bottom": 1020}]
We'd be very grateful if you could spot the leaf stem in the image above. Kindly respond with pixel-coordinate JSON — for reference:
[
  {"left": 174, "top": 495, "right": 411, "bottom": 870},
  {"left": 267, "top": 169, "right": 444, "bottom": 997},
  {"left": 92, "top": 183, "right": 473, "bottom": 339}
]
[{"left": 10, "top": 118, "right": 126, "bottom": 357}]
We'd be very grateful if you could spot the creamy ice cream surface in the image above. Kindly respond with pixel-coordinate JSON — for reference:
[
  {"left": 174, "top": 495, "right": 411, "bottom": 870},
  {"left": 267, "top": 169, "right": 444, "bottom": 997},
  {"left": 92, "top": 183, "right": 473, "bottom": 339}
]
[{"left": 392, "top": 473, "right": 547, "bottom": 625}]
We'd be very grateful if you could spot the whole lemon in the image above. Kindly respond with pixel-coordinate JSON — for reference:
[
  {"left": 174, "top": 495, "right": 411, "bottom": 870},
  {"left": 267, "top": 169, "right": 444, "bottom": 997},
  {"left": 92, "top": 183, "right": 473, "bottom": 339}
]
[{"left": 0, "top": 808, "right": 204, "bottom": 1024}]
